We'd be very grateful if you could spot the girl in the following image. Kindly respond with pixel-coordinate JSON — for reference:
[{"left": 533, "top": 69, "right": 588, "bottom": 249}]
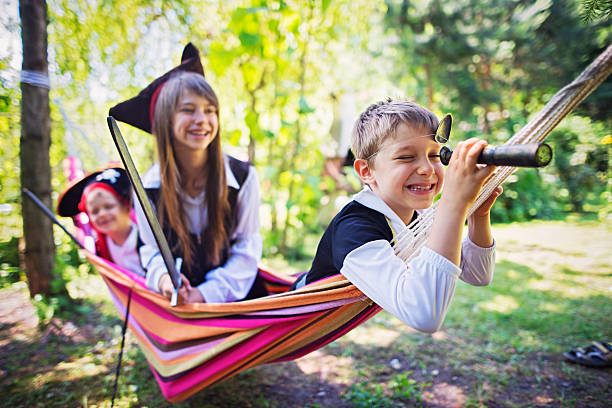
[
  {"left": 57, "top": 167, "right": 145, "bottom": 276},
  {"left": 109, "top": 43, "right": 266, "bottom": 304}
]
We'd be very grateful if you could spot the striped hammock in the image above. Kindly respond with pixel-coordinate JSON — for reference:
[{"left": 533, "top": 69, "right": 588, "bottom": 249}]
[
  {"left": 68, "top": 44, "right": 611, "bottom": 402},
  {"left": 82, "top": 250, "right": 377, "bottom": 402}
]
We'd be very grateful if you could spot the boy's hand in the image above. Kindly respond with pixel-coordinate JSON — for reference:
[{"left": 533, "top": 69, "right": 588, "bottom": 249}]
[
  {"left": 471, "top": 186, "right": 503, "bottom": 217},
  {"left": 441, "top": 138, "right": 497, "bottom": 212},
  {"left": 430, "top": 138, "right": 501, "bottom": 262}
]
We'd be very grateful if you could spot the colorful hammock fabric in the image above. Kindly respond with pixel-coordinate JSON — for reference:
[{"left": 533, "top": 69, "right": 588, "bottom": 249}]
[
  {"left": 61, "top": 160, "right": 383, "bottom": 403},
  {"left": 61, "top": 155, "right": 381, "bottom": 402},
  {"left": 63, "top": 44, "right": 611, "bottom": 403},
  {"left": 83, "top": 250, "right": 378, "bottom": 402}
]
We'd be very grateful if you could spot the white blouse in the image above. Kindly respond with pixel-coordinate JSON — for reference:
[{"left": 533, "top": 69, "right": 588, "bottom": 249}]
[
  {"left": 106, "top": 222, "right": 145, "bottom": 277},
  {"left": 135, "top": 156, "right": 262, "bottom": 303}
]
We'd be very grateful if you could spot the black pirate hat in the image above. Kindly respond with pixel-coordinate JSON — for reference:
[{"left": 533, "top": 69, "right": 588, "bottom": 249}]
[
  {"left": 108, "top": 42, "right": 205, "bottom": 134},
  {"left": 57, "top": 167, "right": 131, "bottom": 217}
]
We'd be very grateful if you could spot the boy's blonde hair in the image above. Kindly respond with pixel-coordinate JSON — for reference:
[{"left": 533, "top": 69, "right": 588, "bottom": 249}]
[{"left": 351, "top": 99, "right": 439, "bottom": 162}]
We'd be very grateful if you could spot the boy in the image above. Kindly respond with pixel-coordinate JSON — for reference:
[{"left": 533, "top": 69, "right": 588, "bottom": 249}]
[
  {"left": 293, "top": 99, "right": 502, "bottom": 333},
  {"left": 57, "top": 167, "right": 145, "bottom": 277}
]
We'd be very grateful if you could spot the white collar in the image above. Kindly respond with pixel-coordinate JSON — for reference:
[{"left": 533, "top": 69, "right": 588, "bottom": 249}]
[
  {"left": 107, "top": 222, "right": 138, "bottom": 250},
  {"left": 352, "top": 188, "right": 418, "bottom": 235},
  {"left": 224, "top": 156, "right": 240, "bottom": 189},
  {"left": 142, "top": 155, "right": 241, "bottom": 190}
]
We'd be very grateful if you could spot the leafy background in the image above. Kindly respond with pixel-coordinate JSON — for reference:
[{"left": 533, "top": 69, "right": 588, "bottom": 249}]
[{"left": 1, "top": 0, "right": 610, "bottom": 253}]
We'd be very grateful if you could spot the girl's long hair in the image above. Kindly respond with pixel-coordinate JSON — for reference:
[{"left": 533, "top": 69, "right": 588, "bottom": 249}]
[{"left": 152, "top": 71, "right": 230, "bottom": 268}]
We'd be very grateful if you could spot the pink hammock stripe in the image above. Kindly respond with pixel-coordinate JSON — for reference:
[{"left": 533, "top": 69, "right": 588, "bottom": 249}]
[
  {"left": 84, "top": 250, "right": 378, "bottom": 401},
  {"left": 108, "top": 289, "right": 229, "bottom": 361},
  {"left": 152, "top": 319, "right": 309, "bottom": 399}
]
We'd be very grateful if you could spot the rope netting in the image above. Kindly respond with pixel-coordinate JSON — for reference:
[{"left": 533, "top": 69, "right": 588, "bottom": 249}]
[{"left": 394, "top": 44, "right": 612, "bottom": 262}]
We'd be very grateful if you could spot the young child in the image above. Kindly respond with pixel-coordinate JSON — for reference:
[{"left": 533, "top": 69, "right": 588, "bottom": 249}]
[
  {"left": 57, "top": 167, "right": 145, "bottom": 276},
  {"left": 293, "top": 99, "right": 503, "bottom": 333},
  {"left": 109, "top": 43, "right": 266, "bottom": 304}
]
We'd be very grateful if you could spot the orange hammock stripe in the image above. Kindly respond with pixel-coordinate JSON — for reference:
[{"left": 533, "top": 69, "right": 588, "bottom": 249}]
[{"left": 84, "top": 251, "right": 380, "bottom": 401}]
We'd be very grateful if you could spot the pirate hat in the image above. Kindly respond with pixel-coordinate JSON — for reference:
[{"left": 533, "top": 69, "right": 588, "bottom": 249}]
[
  {"left": 57, "top": 167, "right": 131, "bottom": 217},
  {"left": 108, "top": 42, "right": 205, "bottom": 134}
]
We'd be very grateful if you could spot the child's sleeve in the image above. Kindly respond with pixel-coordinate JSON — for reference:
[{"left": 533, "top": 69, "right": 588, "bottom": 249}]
[
  {"left": 459, "top": 236, "right": 496, "bottom": 286},
  {"left": 333, "top": 215, "right": 462, "bottom": 333}
]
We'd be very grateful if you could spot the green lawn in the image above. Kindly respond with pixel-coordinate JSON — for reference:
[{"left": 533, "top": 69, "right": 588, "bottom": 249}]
[{"left": 1, "top": 220, "right": 611, "bottom": 407}]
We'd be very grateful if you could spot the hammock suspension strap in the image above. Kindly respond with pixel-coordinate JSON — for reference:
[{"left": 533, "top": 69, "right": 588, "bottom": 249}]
[{"left": 393, "top": 44, "right": 612, "bottom": 263}]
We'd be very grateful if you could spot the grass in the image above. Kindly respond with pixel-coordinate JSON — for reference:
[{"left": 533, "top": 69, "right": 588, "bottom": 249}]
[{"left": 1, "top": 219, "right": 611, "bottom": 407}]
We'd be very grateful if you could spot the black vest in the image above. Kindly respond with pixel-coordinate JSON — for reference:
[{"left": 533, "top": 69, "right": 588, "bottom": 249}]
[{"left": 145, "top": 156, "right": 266, "bottom": 300}]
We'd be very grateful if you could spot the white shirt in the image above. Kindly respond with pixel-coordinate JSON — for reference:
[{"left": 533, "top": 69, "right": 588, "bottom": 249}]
[
  {"left": 341, "top": 188, "right": 495, "bottom": 333},
  {"left": 136, "top": 156, "right": 262, "bottom": 303},
  {"left": 106, "top": 222, "right": 145, "bottom": 277}
]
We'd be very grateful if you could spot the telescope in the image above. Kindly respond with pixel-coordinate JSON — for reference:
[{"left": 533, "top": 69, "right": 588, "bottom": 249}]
[{"left": 440, "top": 143, "right": 553, "bottom": 168}]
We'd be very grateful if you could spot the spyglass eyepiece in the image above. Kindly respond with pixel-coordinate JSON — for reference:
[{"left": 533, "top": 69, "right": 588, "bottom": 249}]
[{"left": 440, "top": 142, "right": 553, "bottom": 168}]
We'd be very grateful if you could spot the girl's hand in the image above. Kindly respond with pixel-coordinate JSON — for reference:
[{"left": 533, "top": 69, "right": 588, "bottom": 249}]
[
  {"left": 158, "top": 273, "right": 175, "bottom": 299},
  {"left": 177, "top": 279, "right": 205, "bottom": 303},
  {"left": 159, "top": 273, "right": 204, "bottom": 303}
]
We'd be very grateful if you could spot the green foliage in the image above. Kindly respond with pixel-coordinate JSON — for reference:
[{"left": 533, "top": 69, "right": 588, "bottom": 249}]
[
  {"left": 491, "top": 169, "right": 564, "bottom": 222},
  {"left": 0, "top": 237, "right": 21, "bottom": 288},
  {"left": 343, "top": 370, "right": 430, "bottom": 408},
  {"left": 548, "top": 116, "right": 610, "bottom": 213},
  {"left": 31, "top": 291, "right": 71, "bottom": 326},
  {"left": 344, "top": 371, "right": 394, "bottom": 408},
  {"left": 390, "top": 371, "right": 430, "bottom": 403},
  {"left": 28, "top": 232, "right": 94, "bottom": 326},
  {"left": 0, "top": 59, "right": 21, "bottom": 208},
  {"left": 580, "top": 0, "right": 612, "bottom": 22},
  {"left": 384, "top": 0, "right": 611, "bottom": 223}
]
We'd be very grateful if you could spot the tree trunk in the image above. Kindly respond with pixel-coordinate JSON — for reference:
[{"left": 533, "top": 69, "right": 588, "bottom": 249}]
[{"left": 19, "top": 0, "right": 57, "bottom": 297}]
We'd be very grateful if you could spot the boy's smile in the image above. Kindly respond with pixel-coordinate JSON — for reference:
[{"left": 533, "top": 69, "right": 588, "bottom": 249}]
[{"left": 363, "top": 123, "right": 444, "bottom": 224}]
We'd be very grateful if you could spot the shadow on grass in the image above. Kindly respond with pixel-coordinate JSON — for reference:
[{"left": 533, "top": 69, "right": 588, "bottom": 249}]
[
  {"left": 125, "top": 351, "right": 353, "bottom": 408},
  {"left": 320, "top": 309, "right": 612, "bottom": 408},
  {"left": 0, "top": 295, "right": 126, "bottom": 408},
  {"left": 320, "top": 257, "right": 612, "bottom": 407},
  {"left": 0, "top": 292, "right": 352, "bottom": 408},
  {"left": 2, "top": 254, "right": 611, "bottom": 408},
  {"left": 445, "top": 260, "right": 612, "bottom": 349},
  {"left": 561, "top": 266, "right": 612, "bottom": 278}
]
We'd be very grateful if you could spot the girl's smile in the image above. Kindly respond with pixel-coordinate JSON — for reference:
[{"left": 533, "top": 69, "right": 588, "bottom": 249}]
[{"left": 173, "top": 90, "right": 219, "bottom": 152}]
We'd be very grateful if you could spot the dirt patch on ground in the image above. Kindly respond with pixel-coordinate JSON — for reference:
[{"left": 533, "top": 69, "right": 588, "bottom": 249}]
[
  {"left": 3, "top": 284, "right": 609, "bottom": 408},
  {"left": 2, "top": 221, "right": 611, "bottom": 407}
]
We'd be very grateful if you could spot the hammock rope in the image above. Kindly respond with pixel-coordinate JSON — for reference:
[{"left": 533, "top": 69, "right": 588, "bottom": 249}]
[
  {"left": 62, "top": 45, "right": 611, "bottom": 402},
  {"left": 393, "top": 44, "right": 612, "bottom": 263}
]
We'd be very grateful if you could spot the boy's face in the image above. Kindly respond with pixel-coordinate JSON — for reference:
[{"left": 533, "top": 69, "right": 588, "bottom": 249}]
[
  {"left": 85, "top": 189, "right": 132, "bottom": 236},
  {"left": 361, "top": 123, "right": 444, "bottom": 223}
]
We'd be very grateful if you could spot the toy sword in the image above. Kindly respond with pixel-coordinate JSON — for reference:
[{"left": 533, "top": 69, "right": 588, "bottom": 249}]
[{"left": 107, "top": 116, "right": 183, "bottom": 306}]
